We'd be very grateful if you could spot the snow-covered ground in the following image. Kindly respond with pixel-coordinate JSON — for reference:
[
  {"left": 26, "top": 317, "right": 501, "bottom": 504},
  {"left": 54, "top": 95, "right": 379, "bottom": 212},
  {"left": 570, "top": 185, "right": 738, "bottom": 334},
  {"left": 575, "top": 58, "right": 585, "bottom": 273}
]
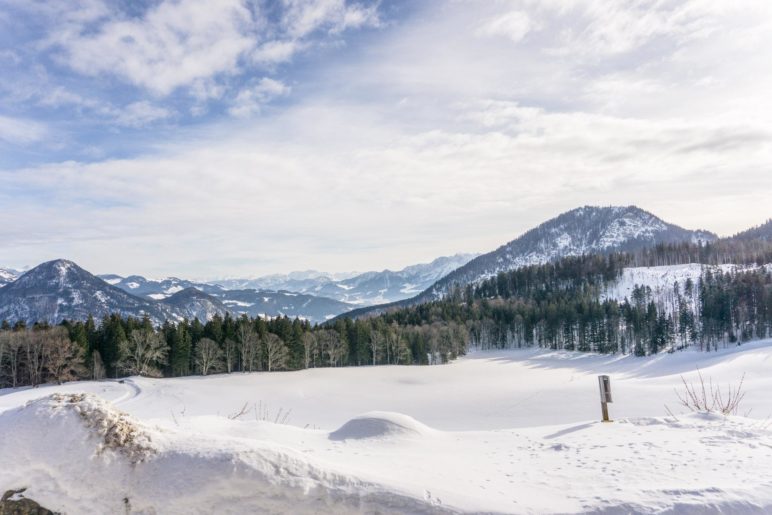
[
  {"left": 2, "top": 341, "right": 772, "bottom": 513},
  {"left": 602, "top": 263, "right": 772, "bottom": 311}
]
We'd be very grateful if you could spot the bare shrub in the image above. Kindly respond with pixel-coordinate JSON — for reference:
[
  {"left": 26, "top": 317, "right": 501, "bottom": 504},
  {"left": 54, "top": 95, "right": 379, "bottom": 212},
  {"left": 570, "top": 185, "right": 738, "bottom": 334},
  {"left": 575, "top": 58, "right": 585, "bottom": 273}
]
[
  {"left": 254, "top": 401, "right": 292, "bottom": 424},
  {"left": 227, "top": 402, "right": 250, "bottom": 420},
  {"left": 675, "top": 369, "right": 747, "bottom": 416}
]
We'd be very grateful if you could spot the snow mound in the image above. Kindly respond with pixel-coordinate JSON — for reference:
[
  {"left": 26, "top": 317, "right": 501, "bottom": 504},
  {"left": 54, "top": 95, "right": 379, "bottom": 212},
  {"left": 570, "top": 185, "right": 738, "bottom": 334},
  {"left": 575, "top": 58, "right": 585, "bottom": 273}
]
[{"left": 330, "top": 411, "right": 434, "bottom": 441}]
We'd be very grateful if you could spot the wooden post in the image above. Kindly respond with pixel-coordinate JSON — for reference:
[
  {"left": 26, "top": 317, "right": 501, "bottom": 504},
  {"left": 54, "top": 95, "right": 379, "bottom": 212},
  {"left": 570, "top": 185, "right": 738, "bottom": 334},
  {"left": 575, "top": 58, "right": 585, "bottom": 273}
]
[{"left": 598, "top": 375, "right": 612, "bottom": 422}]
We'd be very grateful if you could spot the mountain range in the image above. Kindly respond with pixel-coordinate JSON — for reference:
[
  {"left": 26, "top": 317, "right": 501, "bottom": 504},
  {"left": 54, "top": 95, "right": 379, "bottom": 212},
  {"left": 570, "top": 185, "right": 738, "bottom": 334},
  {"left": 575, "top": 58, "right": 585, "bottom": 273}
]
[
  {"left": 0, "top": 254, "right": 476, "bottom": 326},
  {"left": 212, "top": 253, "right": 478, "bottom": 305},
  {"left": 1, "top": 205, "right": 758, "bottom": 327}
]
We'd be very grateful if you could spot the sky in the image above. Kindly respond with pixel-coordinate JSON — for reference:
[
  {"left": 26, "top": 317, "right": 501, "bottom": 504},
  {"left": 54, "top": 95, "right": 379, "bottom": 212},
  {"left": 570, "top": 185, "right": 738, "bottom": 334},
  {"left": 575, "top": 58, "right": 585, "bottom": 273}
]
[{"left": 0, "top": 0, "right": 771, "bottom": 279}]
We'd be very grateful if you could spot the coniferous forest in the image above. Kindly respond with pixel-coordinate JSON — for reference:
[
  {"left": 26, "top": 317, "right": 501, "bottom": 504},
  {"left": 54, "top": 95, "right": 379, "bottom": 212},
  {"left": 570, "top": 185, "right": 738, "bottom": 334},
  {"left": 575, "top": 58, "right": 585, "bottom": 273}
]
[{"left": 1, "top": 238, "right": 771, "bottom": 388}]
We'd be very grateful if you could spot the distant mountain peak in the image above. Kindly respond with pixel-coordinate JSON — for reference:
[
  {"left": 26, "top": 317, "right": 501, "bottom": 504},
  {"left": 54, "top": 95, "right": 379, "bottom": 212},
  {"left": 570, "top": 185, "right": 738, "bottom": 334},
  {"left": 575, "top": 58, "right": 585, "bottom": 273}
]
[
  {"left": 0, "top": 260, "right": 234, "bottom": 326},
  {"left": 213, "top": 253, "right": 479, "bottom": 306}
]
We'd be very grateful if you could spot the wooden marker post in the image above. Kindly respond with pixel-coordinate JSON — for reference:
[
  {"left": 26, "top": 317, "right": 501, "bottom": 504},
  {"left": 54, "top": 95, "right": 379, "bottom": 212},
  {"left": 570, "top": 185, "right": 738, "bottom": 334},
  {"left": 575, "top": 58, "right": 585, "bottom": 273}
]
[{"left": 598, "top": 375, "right": 612, "bottom": 422}]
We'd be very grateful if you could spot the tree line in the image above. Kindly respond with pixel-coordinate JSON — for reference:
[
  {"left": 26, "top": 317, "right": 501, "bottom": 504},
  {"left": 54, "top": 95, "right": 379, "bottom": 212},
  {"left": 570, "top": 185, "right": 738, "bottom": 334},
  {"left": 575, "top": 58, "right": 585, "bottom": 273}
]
[{"left": 0, "top": 312, "right": 467, "bottom": 388}]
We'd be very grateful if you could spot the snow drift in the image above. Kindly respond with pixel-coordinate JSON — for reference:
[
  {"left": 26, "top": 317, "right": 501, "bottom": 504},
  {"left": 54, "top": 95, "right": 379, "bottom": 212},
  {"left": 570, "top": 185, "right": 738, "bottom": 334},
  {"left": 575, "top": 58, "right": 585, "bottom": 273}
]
[
  {"left": 330, "top": 412, "right": 435, "bottom": 441},
  {"left": 0, "top": 394, "right": 451, "bottom": 514}
]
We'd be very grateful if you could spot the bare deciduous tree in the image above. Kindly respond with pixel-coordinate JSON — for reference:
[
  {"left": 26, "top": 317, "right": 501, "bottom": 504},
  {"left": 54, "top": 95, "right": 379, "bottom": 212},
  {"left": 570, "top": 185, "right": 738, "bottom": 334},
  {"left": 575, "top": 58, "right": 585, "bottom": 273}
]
[
  {"left": 369, "top": 331, "right": 384, "bottom": 366},
  {"left": 223, "top": 338, "right": 238, "bottom": 373},
  {"left": 119, "top": 329, "right": 168, "bottom": 377},
  {"left": 317, "top": 330, "right": 345, "bottom": 367},
  {"left": 264, "top": 333, "right": 288, "bottom": 372},
  {"left": 195, "top": 338, "right": 223, "bottom": 376},
  {"left": 24, "top": 331, "right": 47, "bottom": 386},
  {"left": 45, "top": 327, "right": 85, "bottom": 384},
  {"left": 237, "top": 321, "right": 260, "bottom": 372},
  {"left": 301, "top": 332, "right": 316, "bottom": 369}
]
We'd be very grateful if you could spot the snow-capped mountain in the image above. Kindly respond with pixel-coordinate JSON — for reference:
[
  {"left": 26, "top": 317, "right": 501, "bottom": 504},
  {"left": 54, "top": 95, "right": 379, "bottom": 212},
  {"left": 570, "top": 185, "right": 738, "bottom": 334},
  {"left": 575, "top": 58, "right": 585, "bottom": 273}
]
[
  {"left": 420, "top": 206, "right": 716, "bottom": 300},
  {"left": 0, "top": 260, "right": 175, "bottom": 325},
  {"left": 0, "top": 268, "right": 19, "bottom": 288},
  {"left": 218, "top": 289, "right": 353, "bottom": 322},
  {"left": 98, "top": 274, "right": 225, "bottom": 300},
  {"left": 214, "top": 253, "right": 478, "bottom": 306},
  {"left": 0, "top": 260, "right": 251, "bottom": 326},
  {"left": 161, "top": 287, "right": 229, "bottom": 322},
  {"left": 218, "top": 270, "right": 360, "bottom": 292},
  {"left": 340, "top": 206, "right": 717, "bottom": 319},
  {"left": 102, "top": 273, "right": 356, "bottom": 322}
]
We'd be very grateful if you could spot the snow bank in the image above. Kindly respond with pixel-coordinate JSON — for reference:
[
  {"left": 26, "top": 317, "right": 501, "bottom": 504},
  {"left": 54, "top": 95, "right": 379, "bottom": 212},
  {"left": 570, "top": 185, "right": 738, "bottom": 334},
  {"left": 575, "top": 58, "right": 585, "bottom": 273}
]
[{"left": 0, "top": 394, "right": 451, "bottom": 514}]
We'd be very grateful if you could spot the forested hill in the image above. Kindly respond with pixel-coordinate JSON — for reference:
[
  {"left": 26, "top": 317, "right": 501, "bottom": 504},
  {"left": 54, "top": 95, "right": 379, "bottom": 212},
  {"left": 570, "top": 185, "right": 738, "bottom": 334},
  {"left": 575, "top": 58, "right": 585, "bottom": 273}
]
[
  {"left": 375, "top": 237, "right": 772, "bottom": 356},
  {"left": 731, "top": 219, "right": 772, "bottom": 242},
  {"left": 339, "top": 206, "right": 717, "bottom": 320}
]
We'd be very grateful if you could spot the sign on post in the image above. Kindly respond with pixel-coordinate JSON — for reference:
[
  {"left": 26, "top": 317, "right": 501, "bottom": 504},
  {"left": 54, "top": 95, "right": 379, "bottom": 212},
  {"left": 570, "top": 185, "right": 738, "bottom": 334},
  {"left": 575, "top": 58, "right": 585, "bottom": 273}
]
[{"left": 598, "top": 375, "right": 612, "bottom": 422}]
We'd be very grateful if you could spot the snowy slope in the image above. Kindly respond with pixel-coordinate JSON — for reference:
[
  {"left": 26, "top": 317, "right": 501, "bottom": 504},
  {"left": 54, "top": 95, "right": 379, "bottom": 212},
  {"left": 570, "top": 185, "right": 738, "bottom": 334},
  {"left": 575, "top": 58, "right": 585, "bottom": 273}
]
[
  {"left": 0, "top": 268, "right": 18, "bottom": 288},
  {"left": 3, "top": 341, "right": 772, "bottom": 513},
  {"left": 602, "top": 263, "right": 772, "bottom": 312}
]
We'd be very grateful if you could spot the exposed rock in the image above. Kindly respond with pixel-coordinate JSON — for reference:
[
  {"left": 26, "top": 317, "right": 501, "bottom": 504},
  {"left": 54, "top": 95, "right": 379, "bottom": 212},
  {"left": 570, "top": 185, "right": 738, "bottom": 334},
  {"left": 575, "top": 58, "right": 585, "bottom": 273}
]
[{"left": 0, "top": 489, "right": 56, "bottom": 515}]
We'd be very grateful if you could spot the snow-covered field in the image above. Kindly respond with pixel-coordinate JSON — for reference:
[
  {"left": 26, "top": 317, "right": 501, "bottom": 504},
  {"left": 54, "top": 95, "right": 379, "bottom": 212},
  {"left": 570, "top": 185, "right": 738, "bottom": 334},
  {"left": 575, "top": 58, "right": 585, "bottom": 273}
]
[{"left": 2, "top": 341, "right": 772, "bottom": 513}]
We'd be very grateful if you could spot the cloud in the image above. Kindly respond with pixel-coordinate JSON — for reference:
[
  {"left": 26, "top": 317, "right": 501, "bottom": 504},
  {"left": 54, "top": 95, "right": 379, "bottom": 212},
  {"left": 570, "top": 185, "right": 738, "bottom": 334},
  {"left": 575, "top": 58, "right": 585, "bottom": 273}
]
[
  {"left": 48, "top": 0, "right": 256, "bottom": 95},
  {"left": 0, "top": 115, "right": 49, "bottom": 144},
  {"left": 281, "top": 0, "right": 380, "bottom": 38},
  {"left": 1, "top": 93, "right": 770, "bottom": 276},
  {"left": 476, "top": 11, "right": 533, "bottom": 43},
  {"left": 252, "top": 40, "right": 305, "bottom": 66},
  {"left": 228, "top": 78, "right": 291, "bottom": 117},
  {"left": 30, "top": 0, "right": 380, "bottom": 96},
  {"left": 113, "top": 101, "right": 173, "bottom": 127}
]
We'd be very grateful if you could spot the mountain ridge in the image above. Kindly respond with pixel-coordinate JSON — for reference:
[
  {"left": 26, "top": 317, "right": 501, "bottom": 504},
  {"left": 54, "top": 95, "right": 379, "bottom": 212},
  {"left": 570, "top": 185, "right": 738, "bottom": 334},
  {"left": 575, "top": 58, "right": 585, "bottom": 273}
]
[{"left": 335, "top": 205, "right": 718, "bottom": 320}]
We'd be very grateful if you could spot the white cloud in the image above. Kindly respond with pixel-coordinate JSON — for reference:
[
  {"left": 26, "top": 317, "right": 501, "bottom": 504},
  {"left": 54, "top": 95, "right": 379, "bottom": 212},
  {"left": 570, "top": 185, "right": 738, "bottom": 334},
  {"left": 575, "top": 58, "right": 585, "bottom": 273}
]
[
  {"left": 0, "top": 115, "right": 49, "bottom": 144},
  {"left": 252, "top": 40, "right": 305, "bottom": 66},
  {"left": 49, "top": 0, "right": 255, "bottom": 95},
  {"left": 281, "top": 0, "right": 379, "bottom": 38},
  {"left": 1, "top": 93, "right": 770, "bottom": 276},
  {"left": 113, "top": 101, "right": 172, "bottom": 127},
  {"left": 476, "top": 11, "right": 533, "bottom": 43},
  {"left": 29, "top": 0, "right": 380, "bottom": 96},
  {"left": 228, "top": 78, "right": 291, "bottom": 118}
]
